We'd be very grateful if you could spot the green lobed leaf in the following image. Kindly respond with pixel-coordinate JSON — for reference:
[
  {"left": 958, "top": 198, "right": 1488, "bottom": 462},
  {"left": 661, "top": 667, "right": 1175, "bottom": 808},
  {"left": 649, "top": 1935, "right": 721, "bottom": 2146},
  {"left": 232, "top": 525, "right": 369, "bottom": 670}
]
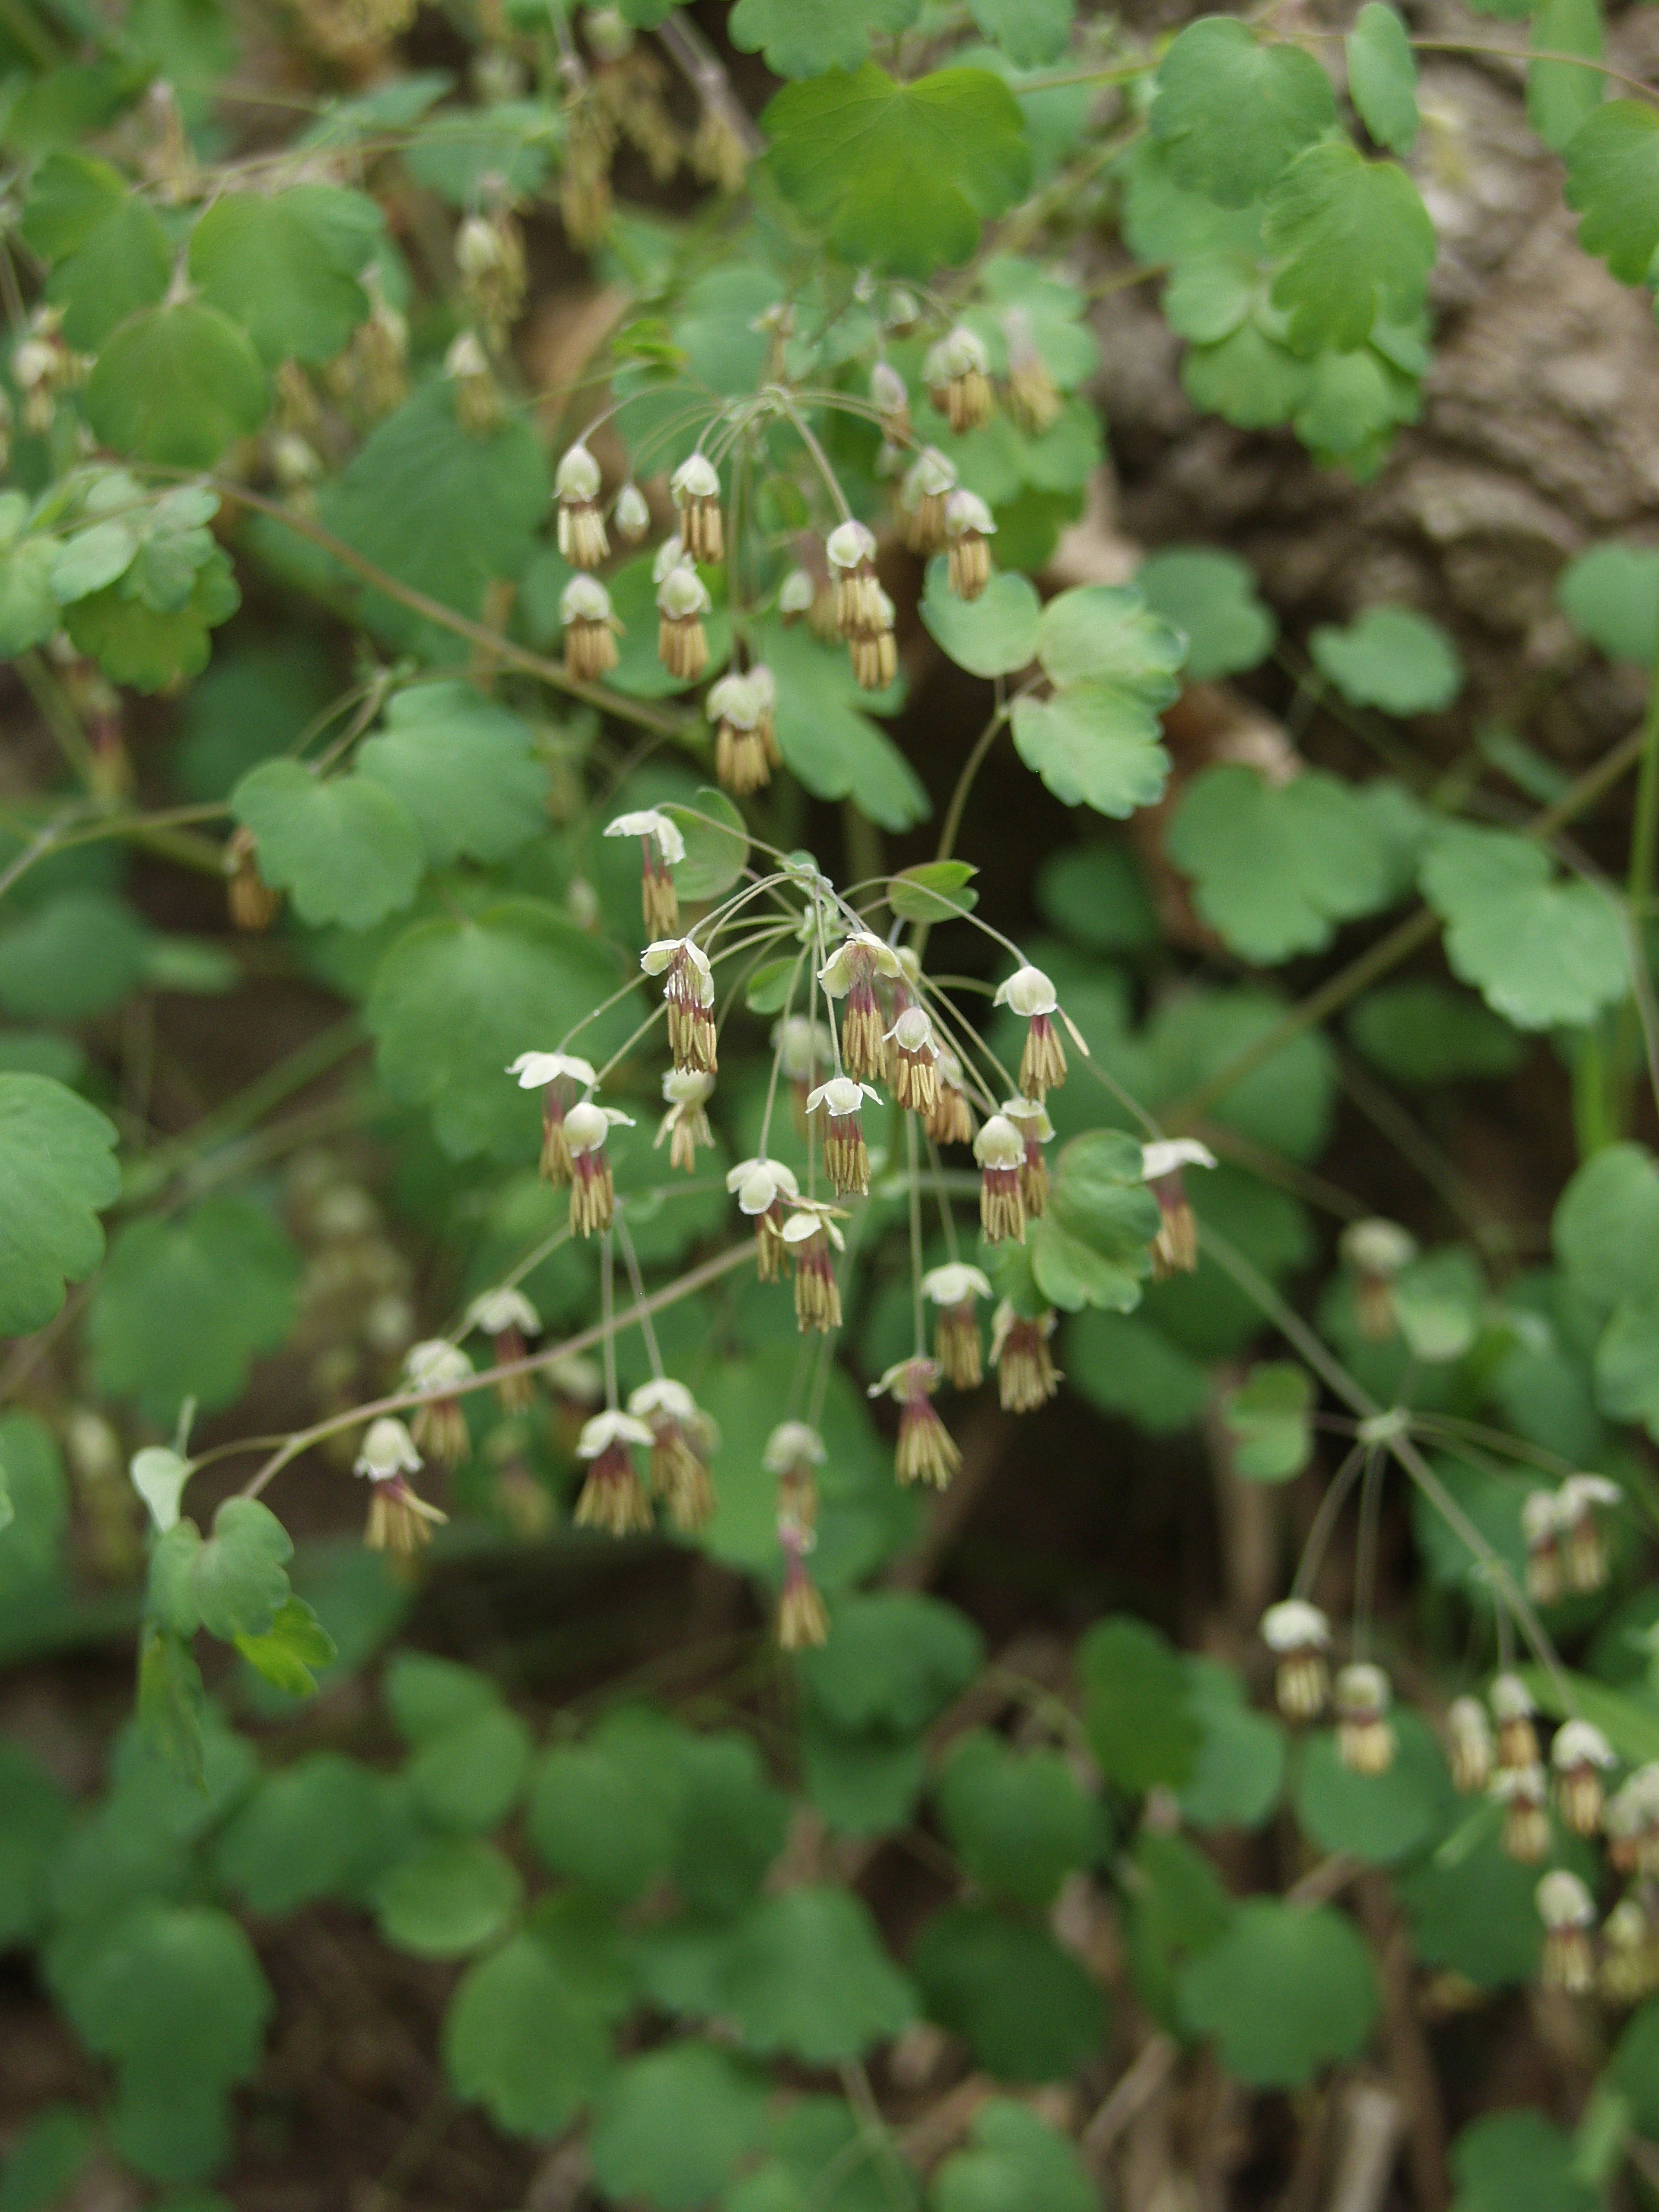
[
  {"left": 661, "top": 788, "right": 749, "bottom": 901},
  {"left": 317, "top": 381, "right": 549, "bottom": 654},
  {"left": 720, "top": 1886, "right": 920, "bottom": 2063},
  {"left": 1264, "top": 140, "right": 1437, "bottom": 353},
  {"left": 590, "top": 2044, "right": 769, "bottom": 2210},
  {"left": 0, "top": 889, "right": 150, "bottom": 1021},
  {"left": 406, "top": 1705, "right": 532, "bottom": 1834},
  {"left": 233, "top": 1596, "right": 337, "bottom": 1697},
  {"left": 1064, "top": 1309, "right": 1209, "bottom": 1434},
  {"left": 89, "top": 1196, "right": 301, "bottom": 1424},
  {"left": 729, "top": 0, "right": 918, "bottom": 79},
  {"left": 63, "top": 546, "right": 241, "bottom": 693},
  {"left": 48, "top": 196, "right": 170, "bottom": 352},
  {"left": 365, "top": 898, "right": 630, "bottom": 1161},
  {"left": 136, "top": 1627, "right": 206, "bottom": 1787},
  {"left": 0, "top": 2105, "right": 94, "bottom": 2212},
  {"left": 1166, "top": 766, "right": 1400, "bottom": 962},
  {"left": 756, "top": 618, "right": 930, "bottom": 831},
  {"left": 50, "top": 1899, "right": 273, "bottom": 2088},
  {"left": 86, "top": 302, "right": 270, "bottom": 468},
  {"left": 919, "top": 559, "right": 1042, "bottom": 677},
  {"left": 1135, "top": 548, "right": 1276, "bottom": 682},
  {"left": 1419, "top": 823, "right": 1628, "bottom": 1031},
  {"left": 967, "top": 0, "right": 1075, "bottom": 70},
  {"left": 1561, "top": 98, "right": 1659, "bottom": 284},
  {"left": 1036, "top": 842, "right": 1159, "bottom": 954},
  {"left": 190, "top": 1497, "right": 293, "bottom": 1643},
  {"left": 934, "top": 1729, "right": 1106, "bottom": 1908},
  {"left": 1553, "top": 1141, "right": 1659, "bottom": 1306},
  {"left": 1347, "top": 980, "right": 1524, "bottom": 1086},
  {"left": 762, "top": 64, "right": 1032, "bottom": 278},
  {"left": 231, "top": 759, "right": 425, "bottom": 930},
  {"left": 930, "top": 2100, "right": 1094, "bottom": 2212},
  {"left": 910, "top": 1902, "right": 1105, "bottom": 2081},
  {"left": 444, "top": 1928, "right": 614, "bottom": 2138},
  {"left": 1396, "top": 1803, "right": 1543, "bottom": 1988},
  {"left": 1348, "top": 3, "right": 1419, "bottom": 153},
  {"left": 216, "top": 1752, "right": 391, "bottom": 1915},
  {"left": 1177, "top": 1658, "right": 1286, "bottom": 1831},
  {"left": 1609, "top": 2002, "right": 1659, "bottom": 2137},
  {"left": 1223, "top": 1362, "right": 1314, "bottom": 1480},
  {"left": 1077, "top": 1615, "right": 1202, "bottom": 1791},
  {"left": 1150, "top": 18, "right": 1336, "bottom": 207},
  {"left": 0, "top": 1073, "right": 119, "bottom": 1335},
  {"left": 0, "top": 1413, "right": 68, "bottom": 1597},
  {"left": 888, "top": 861, "right": 979, "bottom": 924},
  {"left": 798, "top": 1592, "right": 985, "bottom": 1735},
  {"left": 527, "top": 1716, "right": 685, "bottom": 1903},
  {"left": 1448, "top": 2110, "right": 1597, "bottom": 2212},
  {"left": 1557, "top": 540, "right": 1659, "bottom": 665},
  {"left": 355, "top": 682, "right": 547, "bottom": 869},
  {"left": 1527, "top": 0, "right": 1603, "bottom": 155},
  {"left": 1176, "top": 1899, "right": 1378, "bottom": 2087},
  {"left": 1294, "top": 1708, "right": 1454, "bottom": 1863},
  {"left": 385, "top": 1651, "right": 502, "bottom": 1741},
  {"left": 188, "top": 187, "right": 373, "bottom": 365},
  {"left": 373, "top": 1835, "right": 522, "bottom": 1958}
]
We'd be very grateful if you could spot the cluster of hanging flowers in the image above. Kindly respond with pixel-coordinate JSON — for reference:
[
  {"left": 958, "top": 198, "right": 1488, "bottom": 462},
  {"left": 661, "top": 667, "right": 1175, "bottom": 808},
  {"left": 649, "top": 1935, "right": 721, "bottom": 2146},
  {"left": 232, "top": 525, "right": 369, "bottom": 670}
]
[{"left": 1259, "top": 1584, "right": 1656, "bottom": 2000}]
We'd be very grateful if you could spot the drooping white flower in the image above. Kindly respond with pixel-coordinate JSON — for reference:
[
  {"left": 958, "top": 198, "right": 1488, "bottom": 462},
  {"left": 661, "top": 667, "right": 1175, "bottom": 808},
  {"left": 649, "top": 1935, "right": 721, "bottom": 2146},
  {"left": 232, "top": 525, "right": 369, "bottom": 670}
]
[
  {"left": 506, "top": 1050, "right": 597, "bottom": 1090},
  {"left": 994, "top": 964, "right": 1058, "bottom": 1019},
  {"left": 922, "top": 1262, "right": 992, "bottom": 1307},
  {"left": 355, "top": 1417, "right": 422, "bottom": 1481},
  {"left": 604, "top": 808, "right": 686, "bottom": 864},
  {"left": 577, "top": 1409, "right": 655, "bottom": 1458},
  {"left": 1141, "top": 1138, "right": 1217, "bottom": 1181}
]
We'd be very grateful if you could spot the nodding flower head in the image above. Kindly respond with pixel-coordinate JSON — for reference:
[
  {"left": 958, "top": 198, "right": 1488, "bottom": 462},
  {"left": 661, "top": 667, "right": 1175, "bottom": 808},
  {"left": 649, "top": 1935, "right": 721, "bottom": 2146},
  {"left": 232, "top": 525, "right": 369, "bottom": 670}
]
[
  {"left": 356, "top": 1417, "right": 422, "bottom": 1481},
  {"left": 563, "top": 1100, "right": 633, "bottom": 1238},
  {"left": 927, "top": 1044, "right": 976, "bottom": 1148},
  {"left": 825, "top": 519, "right": 883, "bottom": 642},
  {"left": 1523, "top": 1487, "right": 1565, "bottom": 1605},
  {"left": 988, "top": 1299, "right": 1059, "bottom": 1414},
  {"left": 1141, "top": 1138, "right": 1215, "bottom": 1279},
  {"left": 1260, "top": 1597, "right": 1331, "bottom": 1721},
  {"left": 870, "top": 1357, "right": 960, "bottom": 1489},
  {"left": 944, "top": 489, "right": 996, "bottom": 603},
  {"left": 885, "top": 1003, "right": 938, "bottom": 1114},
  {"left": 355, "top": 1417, "right": 447, "bottom": 1555},
  {"left": 783, "top": 1205, "right": 845, "bottom": 1333},
  {"left": 708, "top": 668, "right": 779, "bottom": 796},
  {"left": 606, "top": 807, "right": 686, "bottom": 936},
  {"left": 509, "top": 1050, "right": 599, "bottom": 1187},
  {"left": 615, "top": 482, "right": 650, "bottom": 540},
  {"left": 1552, "top": 1718, "right": 1617, "bottom": 1837},
  {"left": 779, "top": 567, "right": 817, "bottom": 620},
  {"left": 1004, "top": 308, "right": 1063, "bottom": 435},
  {"left": 560, "top": 573, "right": 621, "bottom": 680},
  {"left": 574, "top": 1409, "right": 656, "bottom": 1538},
  {"left": 555, "top": 442, "right": 608, "bottom": 568},
  {"left": 671, "top": 452, "right": 723, "bottom": 561},
  {"left": 656, "top": 562, "right": 712, "bottom": 682},
  {"left": 765, "top": 1420, "right": 827, "bottom": 1476},
  {"left": 820, "top": 931, "right": 902, "bottom": 1084},
  {"left": 995, "top": 964, "right": 1068, "bottom": 1100},
  {"left": 642, "top": 938, "right": 717, "bottom": 1074},
  {"left": 1557, "top": 1471, "right": 1621, "bottom": 1594},
  {"left": 1447, "top": 1695, "right": 1494, "bottom": 1793},
  {"left": 1536, "top": 1869, "right": 1597, "bottom": 1992},
  {"left": 1002, "top": 1094, "right": 1054, "bottom": 1217},
  {"left": 1334, "top": 1662, "right": 1396, "bottom": 1776},
  {"left": 727, "top": 1154, "right": 799, "bottom": 1278},
  {"left": 902, "top": 445, "right": 958, "bottom": 552},
  {"left": 1341, "top": 1216, "right": 1417, "bottom": 1339},
  {"left": 807, "top": 1075, "right": 879, "bottom": 1196},
  {"left": 923, "top": 1262, "right": 992, "bottom": 1391},
  {"left": 405, "top": 1339, "right": 474, "bottom": 1466},
  {"left": 870, "top": 359, "right": 909, "bottom": 435},
  {"left": 1491, "top": 1671, "right": 1540, "bottom": 1772},
  {"left": 465, "top": 1285, "right": 540, "bottom": 1412},
  {"left": 627, "top": 1377, "right": 717, "bottom": 1533},
  {"left": 655, "top": 1066, "right": 715, "bottom": 1173},
  {"left": 925, "top": 324, "right": 993, "bottom": 434},
  {"left": 974, "top": 1113, "right": 1026, "bottom": 1246}
]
